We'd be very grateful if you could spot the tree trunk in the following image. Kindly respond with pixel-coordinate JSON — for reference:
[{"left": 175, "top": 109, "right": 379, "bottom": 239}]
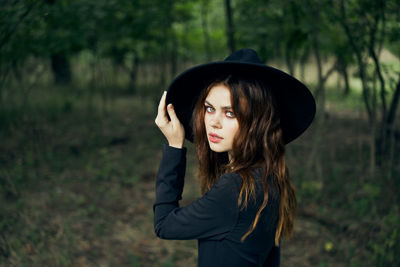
[
  {"left": 370, "top": 45, "right": 387, "bottom": 163},
  {"left": 306, "top": 2, "right": 324, "bottom": 175},
  {"left": 159, "top": 54, "right": 167, "bottom": 87},
  {"left": 368, "top": 14, "right": 387, "bottom": 159},
  {"left": 299, "top": 47, "right": 309, "bottom": 82},
  {"left": 129, "top": 53, "right": 139, "bottom": 94},
  {"left": 342, "top": 66, "right": 350, "bottom": 96},
  {"left": 224, "top": 0, "right": 235, "bottom": 54},
  {"left": 285, "top": 43, "right": 295, "bottom": 76},
  {"left": 337, "top": 59, "right": 350, "bottom": 96},
  {"left": 339, "top": 0, "right": 373, "bottom": 122},
  {"left": 386, "top": 75, "right": 400, "bottom": 130},
  {"left": 383, "top": 74, "right": 400, "bottom": 160},
  {"left": 201, "top": 0, "right": 212, "bottom": 61},
  {"left": 370, "top": 75, "right": 378, "bottom": 174},
  {"left": 170, "top": 33, "right": 178, "bottom": 78},
  {"left": 0, "top": 66, "right": 11, "bottom": 105},
  {"left": 306, "top": 1, "right": 336, "bottom": 175},
  {"left": 51, "top": 53, "right": 71, "bottom": 84}
]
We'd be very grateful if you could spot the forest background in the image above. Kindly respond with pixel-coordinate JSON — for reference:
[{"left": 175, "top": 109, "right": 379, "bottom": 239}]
[{"left": 1, "top": 0, "right": 399, "bottom": 266}]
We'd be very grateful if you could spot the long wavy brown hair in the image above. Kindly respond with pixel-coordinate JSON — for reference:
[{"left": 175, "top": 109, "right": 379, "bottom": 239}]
[{"left": 192, "top": 74, "right": 296, "bottom": 246}]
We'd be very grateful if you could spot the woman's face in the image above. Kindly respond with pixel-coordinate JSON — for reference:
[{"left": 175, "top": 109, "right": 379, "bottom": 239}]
[{"left": 204, "top": 84, "right": 239, "bottom": 155}]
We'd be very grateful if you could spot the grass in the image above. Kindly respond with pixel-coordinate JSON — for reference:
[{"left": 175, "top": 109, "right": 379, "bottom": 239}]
[{"left": 0, "top": 81, "right": 399, "bottom": 266}]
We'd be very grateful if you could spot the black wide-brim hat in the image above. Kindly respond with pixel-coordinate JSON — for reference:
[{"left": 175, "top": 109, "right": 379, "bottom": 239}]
[{"left": 166, "top": 48, "right": 316, "bottom": 144}]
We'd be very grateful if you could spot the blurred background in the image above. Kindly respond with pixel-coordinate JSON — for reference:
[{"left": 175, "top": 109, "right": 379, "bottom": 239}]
[{"left": 0, "top": 0, "right": 399, "bottom": 266}]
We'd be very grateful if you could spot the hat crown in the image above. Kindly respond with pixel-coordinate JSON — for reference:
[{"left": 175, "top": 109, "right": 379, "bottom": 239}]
[
  {"left": 224, "top": 48, "right": 263, "bottom": 64},
  {"left": 167, "top": 48, "right": 316, "bottom": 144}
]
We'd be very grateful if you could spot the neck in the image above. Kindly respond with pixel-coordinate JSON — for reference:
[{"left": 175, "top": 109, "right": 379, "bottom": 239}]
[{"left": 228, "top": 151, "right": 233, "bottom": 163}]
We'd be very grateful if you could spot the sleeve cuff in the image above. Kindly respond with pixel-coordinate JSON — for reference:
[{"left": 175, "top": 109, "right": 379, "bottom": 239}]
[{"left": 163, "top": 143, "right": 187, "bottom": 154}]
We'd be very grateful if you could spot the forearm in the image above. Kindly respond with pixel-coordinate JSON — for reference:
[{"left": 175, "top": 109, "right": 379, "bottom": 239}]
[{"left": 153, "top": 144, "right": 187, "bottom": 237}]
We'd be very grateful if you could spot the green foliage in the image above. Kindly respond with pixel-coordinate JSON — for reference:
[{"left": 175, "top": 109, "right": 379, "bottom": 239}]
[
  {"left": 128, "top": 253, "right": 142, "bottom": 267},
  {"left": 368, "top": 208, "right": 400, "bottom": 267},
  {"left": 300, "top": 180, "right": 323, "bottom": 199},
  {"left": 1, "top": 0, "right": 399, "bottom": 265},
  {"left": 162, "top": 256, "right": 176, "bottom": 267}
]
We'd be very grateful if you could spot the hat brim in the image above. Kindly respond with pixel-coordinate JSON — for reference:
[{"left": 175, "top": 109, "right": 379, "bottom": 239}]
[{"left": 166, "top": 61, "right": 316, "bottom": 144}]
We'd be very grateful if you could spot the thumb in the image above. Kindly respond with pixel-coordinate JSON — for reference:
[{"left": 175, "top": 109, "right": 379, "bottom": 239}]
[{"left": 167, "top": 104, "right": 180, "bottom": 124}]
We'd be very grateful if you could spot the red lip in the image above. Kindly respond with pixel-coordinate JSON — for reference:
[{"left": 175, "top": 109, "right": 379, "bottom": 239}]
[
  {"left": 210, "top": 132, "right": 223, "bottom": 139},
  {"left": 209, "top": 132, "right": 223, "bottom": 143}
]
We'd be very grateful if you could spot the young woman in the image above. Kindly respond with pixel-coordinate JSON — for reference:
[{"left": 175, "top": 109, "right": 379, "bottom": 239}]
[{"left": 154, "top": 48, "right": 316, "bottom": 266}]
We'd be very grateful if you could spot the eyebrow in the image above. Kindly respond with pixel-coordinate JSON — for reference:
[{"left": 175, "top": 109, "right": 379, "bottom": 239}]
[{"left": 204, "top": 100, "right": 232, "bottom": 110}]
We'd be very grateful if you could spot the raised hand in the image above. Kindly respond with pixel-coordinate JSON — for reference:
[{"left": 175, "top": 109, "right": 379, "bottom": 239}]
[{"left": 155, "top": 91, "right": 185, "bottom": 149}]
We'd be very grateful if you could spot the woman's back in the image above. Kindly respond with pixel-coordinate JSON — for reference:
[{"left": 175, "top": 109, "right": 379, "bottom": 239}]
[
  {"left": 198, "top": 169, "right": 280, "bottom": 267},
  {"left": 154, "top": 146, "right": 280, "bottom": 266}
]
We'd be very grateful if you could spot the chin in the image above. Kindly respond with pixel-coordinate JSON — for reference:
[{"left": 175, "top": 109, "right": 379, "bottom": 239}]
[{"left": 208, "top": 142, "right": 228, "bottom": 153}]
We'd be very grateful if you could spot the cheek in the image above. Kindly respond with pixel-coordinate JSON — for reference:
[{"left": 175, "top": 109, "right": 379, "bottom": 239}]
[
  {"left": 204, "top": 114, "right": 209, "bottom": 128},
  {"left": 226, "top": 120, "right": 239, "bottom": 139}
]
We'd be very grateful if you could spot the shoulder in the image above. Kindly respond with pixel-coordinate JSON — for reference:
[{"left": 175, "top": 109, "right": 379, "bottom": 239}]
[
  {"left": 209, "top": 168, "right": 275, "bottom": 197},
  {"left": 232, "top": 167, "right": 280, "bottom": 200},
  {"left": 203, "top": 172, "right": 242, "bottom": 202},
  {"left": 217, "top": 172, "right": 242, "bottom": 187},
  {"left": 219, "top": 172, "right": 245, "bottom": 193},
  {"left": 213, "top": 169, "right": 262, "bottom": 190}
]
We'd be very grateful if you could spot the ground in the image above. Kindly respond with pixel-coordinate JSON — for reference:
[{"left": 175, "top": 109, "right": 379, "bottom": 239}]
[{"left": 0, "top": 91, "right": 398, "bottom": 266}]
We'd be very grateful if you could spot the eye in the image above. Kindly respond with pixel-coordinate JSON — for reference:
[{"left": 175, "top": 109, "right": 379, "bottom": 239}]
[
  {"left": 205, "top": 105, "right": 214, "bottom": 113},
  {"left": 226, "top": 111, "right": 235, "bottom": 118}
]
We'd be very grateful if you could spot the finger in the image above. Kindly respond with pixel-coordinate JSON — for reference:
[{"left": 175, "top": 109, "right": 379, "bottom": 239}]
[
  {"left": 157, "top": 91, "right": 168, "bottom": 120},
  {"left": 158, "top": 91, "right": 167, "bottom": 112},
  {"left": 167, "top": 104, "right": 180, "bottom": 125}
]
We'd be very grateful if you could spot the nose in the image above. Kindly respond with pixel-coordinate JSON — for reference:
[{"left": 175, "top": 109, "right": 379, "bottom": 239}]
[{"left": 209, "top": 113, "right": 222, "bottom": 129}]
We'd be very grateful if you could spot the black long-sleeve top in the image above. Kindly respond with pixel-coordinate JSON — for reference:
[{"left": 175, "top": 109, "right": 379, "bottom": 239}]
[{"left": 153, "top": 144, "right": 280, "bottom": 266}]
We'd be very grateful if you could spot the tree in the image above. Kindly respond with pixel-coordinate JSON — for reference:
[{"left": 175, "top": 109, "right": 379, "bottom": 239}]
[
  {"left": 200, "top": 0, "right": 212, "bottom": 61},
  {"left": 224, "top": 0, "right": 235, "bottom": 54},
  {"left": 335, "top": 0, "right": 400, "bottom": 172}
]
